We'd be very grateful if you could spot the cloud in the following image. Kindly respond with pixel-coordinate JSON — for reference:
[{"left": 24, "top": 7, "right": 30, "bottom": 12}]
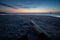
[
  {"left": 15, "top": 4, "right": 37, "bottom": 9},
  {"left": 0, "top": 2, "right": 17, "bottom": 9},
  {"left": 0, "top": 0, "right": 60, "bottom": 10}
]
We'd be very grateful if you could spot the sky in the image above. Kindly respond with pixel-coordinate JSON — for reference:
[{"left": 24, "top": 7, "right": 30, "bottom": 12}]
[{"left": 0, "top": 0, "right": 60, "bottom": 13}]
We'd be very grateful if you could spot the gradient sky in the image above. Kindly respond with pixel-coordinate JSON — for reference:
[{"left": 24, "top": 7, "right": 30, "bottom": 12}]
[{"left": 0, "top": 0, "right": 60, "bottom": 13}]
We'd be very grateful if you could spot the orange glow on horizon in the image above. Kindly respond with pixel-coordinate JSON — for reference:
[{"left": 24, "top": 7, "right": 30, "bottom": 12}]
[{"left": 0, "top": 9, "right": 60, "bottom": 13}]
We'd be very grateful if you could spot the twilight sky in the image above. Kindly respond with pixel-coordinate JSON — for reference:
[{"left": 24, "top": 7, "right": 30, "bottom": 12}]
[{"left": 0, "top": 0, "right": 60, "bottom": 13}]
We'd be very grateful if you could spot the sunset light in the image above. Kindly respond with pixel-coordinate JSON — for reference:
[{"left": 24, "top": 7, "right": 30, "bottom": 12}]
[
  {"left": 0, "top": 0, "right": 60, "bottom": 13},
  {"left": 0, "top": 9, "right": 60, "bottom": 13}
]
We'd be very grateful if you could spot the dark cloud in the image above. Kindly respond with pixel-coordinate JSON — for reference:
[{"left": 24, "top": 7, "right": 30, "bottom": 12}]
[
  {"left": 0, "top": 1, "right": 42, "bottom": 9},
  {"left": 0, "top": 2, "right": 17, "bottom": 9}
]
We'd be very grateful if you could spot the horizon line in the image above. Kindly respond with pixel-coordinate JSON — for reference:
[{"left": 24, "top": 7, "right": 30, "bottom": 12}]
[{"left": 0, "top": 10, "right": 60, "bottom": 13}]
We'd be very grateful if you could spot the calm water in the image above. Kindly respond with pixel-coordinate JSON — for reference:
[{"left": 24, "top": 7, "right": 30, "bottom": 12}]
[{"left": 0, "top": 13, "right": 60, "bottom": 40}]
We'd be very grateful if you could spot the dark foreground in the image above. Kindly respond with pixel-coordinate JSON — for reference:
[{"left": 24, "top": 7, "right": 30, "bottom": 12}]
[{"left": 0, "top": 14, "right": 60, "bottom": 40}]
